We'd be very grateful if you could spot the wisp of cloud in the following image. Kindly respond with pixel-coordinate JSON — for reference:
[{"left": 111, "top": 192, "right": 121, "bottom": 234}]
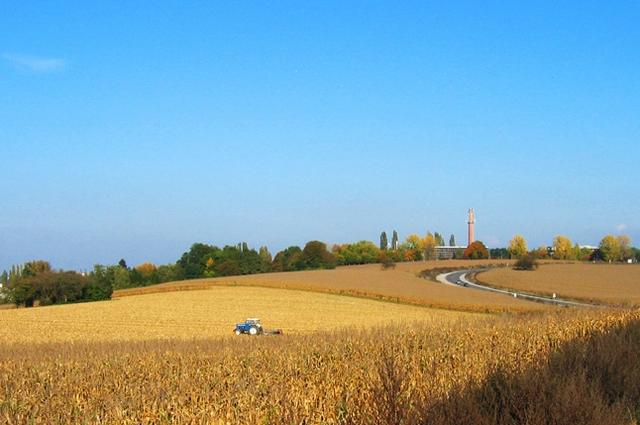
[{"left": 2, "top": 53, "right": 66, "bottom": 73}]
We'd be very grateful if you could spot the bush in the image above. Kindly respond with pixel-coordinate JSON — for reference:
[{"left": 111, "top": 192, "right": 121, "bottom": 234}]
[
  {"left": 379, "top": 252, "right": 396, "bottom": 270},
  {"left": 513, "top": 255, "right": 539, "bottom": 271}
]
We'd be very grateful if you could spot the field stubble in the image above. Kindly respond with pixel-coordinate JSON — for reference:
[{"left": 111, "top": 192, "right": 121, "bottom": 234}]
[
  {"left": 477, "top": 263, "right": 640, "bottom": 306},
  {"left": 114, "top": 260, "right": 547, "bottom": 313},
  {"left": 0, "top": 286, "right": 476, "bottom": 345},
  {"left": 0, "top": 308, "right": 638, "bottom": 424}
]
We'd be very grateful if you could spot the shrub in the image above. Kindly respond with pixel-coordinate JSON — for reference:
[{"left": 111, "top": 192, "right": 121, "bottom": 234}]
[
  {"left": 379, "top": 252, "right": 396, "bottom": 270},
  {"left": 513, "top": 255, "right": 539, "bottom": 271}
]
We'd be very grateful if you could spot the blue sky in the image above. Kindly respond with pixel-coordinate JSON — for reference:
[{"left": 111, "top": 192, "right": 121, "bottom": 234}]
[{"left": 1, "top": 1, "right": 639, "bottom": 271}]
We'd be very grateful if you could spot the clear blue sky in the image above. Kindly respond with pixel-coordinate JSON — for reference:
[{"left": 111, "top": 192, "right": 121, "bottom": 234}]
[{"left": 1, "top": 1, "right": 638, "bottom": 271}]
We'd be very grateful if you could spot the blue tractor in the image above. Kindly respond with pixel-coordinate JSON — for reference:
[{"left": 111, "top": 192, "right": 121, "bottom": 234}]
[
  {"left": 234, "top": 318, "right": 264, "bottom": 336},
  {"left": 234, "top": 318, "right": 282, "bottom": 336}
]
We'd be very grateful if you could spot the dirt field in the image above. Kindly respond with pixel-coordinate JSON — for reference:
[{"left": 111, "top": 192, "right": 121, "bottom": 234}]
[
  {"left": 477, "top": 263, "right": 640, "bottom": 306},
  {"left": 0, "top": 286, "right": 477, "bottom": 345},
  {"left": 114, "top": 260, "right": 549, "bottom": 313}
]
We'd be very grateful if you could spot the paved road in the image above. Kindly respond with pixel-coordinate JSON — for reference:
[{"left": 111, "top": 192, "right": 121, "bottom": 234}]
[{"left": 436, "top": 269, "right": 596, "bottom": 307}]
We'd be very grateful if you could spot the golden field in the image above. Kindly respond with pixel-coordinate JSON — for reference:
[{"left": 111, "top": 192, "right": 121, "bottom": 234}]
[
  {"left": 3, "top": 262, "right": 640, "bottom": 423},
  {"left": 477, "top": 263, "right": 640, "bottom": 306},
  {"left": 1, "top": 308, "right": 638, "bottom": 424},
  {"left": 115, "top": 260, "right": 547, "bottom": 313},
  {"left": 0, "top": 286, "right": 476, "bottom": 345}
]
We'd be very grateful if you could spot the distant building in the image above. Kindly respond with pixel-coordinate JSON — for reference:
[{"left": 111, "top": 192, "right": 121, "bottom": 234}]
[
  {"left": 432, "top": 209, "right": 478, "bottom": 260},
  {"left": 578, "top": 245, "right": 598, "bottom": 251},
  {"left": 435, "top": 246, "right": 467, "bottom": 260}
]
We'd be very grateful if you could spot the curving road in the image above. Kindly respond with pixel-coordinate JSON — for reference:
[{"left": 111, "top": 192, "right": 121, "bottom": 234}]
[{"left": 436, "top": 269, "right": 596, "bottom": 307}]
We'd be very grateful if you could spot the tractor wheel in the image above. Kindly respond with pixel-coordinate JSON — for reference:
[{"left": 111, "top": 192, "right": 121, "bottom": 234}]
[
  {"left": 249, "top": 327, "right": 258, "bottom": 336},
  {"left": 235, "top": 329, "right": 241, "bottom": 336}
]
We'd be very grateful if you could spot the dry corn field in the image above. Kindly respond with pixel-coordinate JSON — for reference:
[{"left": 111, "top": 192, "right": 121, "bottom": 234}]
[
  {"left": 2, "top": 264, "right": 640, "bottom": 424},
  {"left": 1, "top": 306, "right": 639, "bottom": 424},
  {"left": 0, "top": 287, "right": 476, "bottom": 345},
  {"left": 115, "top": 260, "right": 548, "bottom": 313},
  {"left": 477, "top": 263, "right": 640, "bottom": 306}
]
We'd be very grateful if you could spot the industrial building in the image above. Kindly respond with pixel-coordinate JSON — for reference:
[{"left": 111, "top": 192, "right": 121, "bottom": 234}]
[{"left": 434, "top": 208, "right": 476, "bottom": 260}]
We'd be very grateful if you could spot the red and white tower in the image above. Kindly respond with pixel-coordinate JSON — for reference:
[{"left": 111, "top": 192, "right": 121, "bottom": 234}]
[{"left": 467, "top": 208, "right": 475, "bottom": 246}]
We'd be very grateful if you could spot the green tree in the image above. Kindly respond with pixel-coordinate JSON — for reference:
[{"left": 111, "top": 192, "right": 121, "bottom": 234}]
[
  {"left": 333, "top": 241, "right": 381, "bottom": 265},
  {"left": 489, "top": 248, "right": 509, "bottom": 259},
  {"left": 380, "top": 231, "right": 388, "bottom": 250},
  {"left": 434, "top": 232, "right": 445, "bottom": 246},
  {"left": 118, "top": 259, "right": 128, "bottom": 269},
  {"left": 8, "top": 268, "right": 99, "bottom": 307},
  {"left": 391, "top": 230, "right": 398, "bottom": 250},
  {"left": 508, "top": 235, "right": 528, "bottom": 258},
  {"left": 258, "top": 246, "right": 272, "bottom": 272},
  {"left": 178, "top": 243, "right": 218, "bottom": 278},
  {"left": 128, "top": 268, "right": 144, "bottom": 286},
  {"left": 22, "top": 260, "right": 51, "bottom": 277},
  {"left": 156, "top": 264, "right": 179, "bottom": 283},
  {"left": 272, "top": 246, "right": 305, "bottom": 272},
  {"left": 113, "top": 267, "right": 132, "bottom": 289},
  {"left": 10, "top": 279, "right": 37, "bottom": 307},
  {"left": 88, "top": 265, "right": 115, "bottom": 301},
  {"left": 216, "top": 259, "right": 241, "bottom": 276},
  {"left": 449, "top": 234, "right": 456, "bottom": 247},
  {"left": 599, "top": 235, "right": 621, "bottom": 262},
  {"left": 302, "top": 241, "right": 336, "bottom": 269}
]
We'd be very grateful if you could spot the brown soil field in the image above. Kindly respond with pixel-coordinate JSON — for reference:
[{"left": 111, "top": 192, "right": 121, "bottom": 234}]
[
  {"left": 0, "top": 287, "right": 476, "bottom": 345},
  {"left": 477, "top": 263, "right": 640, "bottom": 306},
  {"left": 114, "top": 260, "right": 550, "bottom": 313}
]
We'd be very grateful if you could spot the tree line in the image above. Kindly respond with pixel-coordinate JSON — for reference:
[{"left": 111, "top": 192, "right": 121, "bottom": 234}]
[
  {"left": 2, "top": 231, "right": 637, "bottom": 308},
  {"left": 505, "top": 234, "right": 638, "bottom": 262},
  {"left": 0, "top": 261, "right": 112, "bottom": 307}
]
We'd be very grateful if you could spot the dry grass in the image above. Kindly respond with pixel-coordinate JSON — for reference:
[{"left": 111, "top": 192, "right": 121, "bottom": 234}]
[
  {"left": 0, "top": 286, "right": 476, "bottom": 345},
  {"left": 0, "top": 308, "right": 638, "bottom": 424},
  {"left": 477, "top": 263, "right": 640, "bottom": 306},
  {"left": 115, "top": 260, "right": 548, "bottom": 313},
  {"left": 4, "top": 263, "right": 638, "bottom": 423}
]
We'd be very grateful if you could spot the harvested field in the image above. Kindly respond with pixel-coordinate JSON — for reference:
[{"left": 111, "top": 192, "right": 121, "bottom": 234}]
[
  {"left": 477, "top": 263, "right": 640, "bottom": 306},
  {"left": 1, "top": 308, "right": 638, "bottom": 424},
  {"left": 115, "top": 260, "right": 548, "bottom": 313},
  {"left": 0, "top": 286, "right": 475, "bottom": 345}
]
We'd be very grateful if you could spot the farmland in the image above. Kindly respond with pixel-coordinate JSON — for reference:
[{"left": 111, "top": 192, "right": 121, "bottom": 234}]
[
  {"left": 2, "top": 262, "right": 640, "bottom": 423},
  {"left": 0, "top": 286, "right": 475, "bottom": 345},
  {"left": 0, "top": 307, "right": 638, "bottom": 424},
  {"left": 477, "top": 263, "right": 640, "bottom": 306},
  {"left": 115, "top": 260, "right": 548, "bottom": 313}
]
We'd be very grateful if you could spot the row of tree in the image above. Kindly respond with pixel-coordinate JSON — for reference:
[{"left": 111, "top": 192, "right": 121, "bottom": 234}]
[
  {"left": 0, "top": 261, "right": 112, "bottom": 307},
  {"left": 379, "top": 230, "right": 455, "bottom": 251},
  {"left": 506, "top": 234, "right": 636, "bottom": 262},
  {"left": 3, "top": 232, "right": 636, "bottom": 307}
]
